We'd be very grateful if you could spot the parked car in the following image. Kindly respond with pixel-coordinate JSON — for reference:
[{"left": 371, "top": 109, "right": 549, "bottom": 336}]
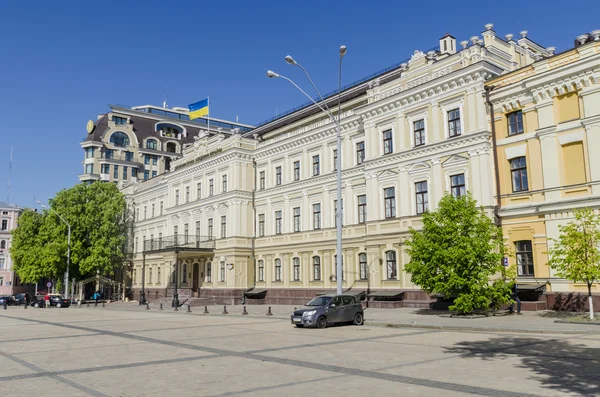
[
  {"left": 14, "top": 293, "right": 33, "bottom": 306},
  {"left": 291, "top": 294, "right": 364, "bottom": 328},
  {"left": 0, "top": 296, "right": 16, "bottom": 306},
  {"left": 30, "top": 295, "right": 70, "bottom": 308}
]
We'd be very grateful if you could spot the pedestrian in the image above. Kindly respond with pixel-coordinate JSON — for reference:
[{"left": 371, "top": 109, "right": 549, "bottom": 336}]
[
  {"left": 94, "top": 291, "right": 99, "bottom": 306},
  {"left": 24, "top": 294, "right": 29, "bottom": 307},
  {"left": 44, "top": 293, "right": 50, "bottom": 308},
  {"left": 509, "top": 281, "right": 521, "bottom": 315}
]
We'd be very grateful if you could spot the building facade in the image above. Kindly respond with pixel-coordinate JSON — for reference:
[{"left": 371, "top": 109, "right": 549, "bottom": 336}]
[
  {"left": 0, "top": 202, "right": 23, "bottom": 295},
  {"left": 487, "top": 31, "right": 600, "bottom": 292},
  {"left": 123, "top": 24, "right": 555, "bottom": 304}
]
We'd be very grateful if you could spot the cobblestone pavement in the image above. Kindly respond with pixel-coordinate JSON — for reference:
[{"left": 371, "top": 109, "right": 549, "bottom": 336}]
[{"left": 1, "top": 306, "right": 599, "bottom": 396}]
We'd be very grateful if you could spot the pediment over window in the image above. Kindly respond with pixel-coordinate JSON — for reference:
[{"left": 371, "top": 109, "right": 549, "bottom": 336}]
[
  {"left": 442, "top": 154, "right": 469, "bottom": 167},
  {"left": 408, "top": 162, "right": 430, "bottom": 176}
]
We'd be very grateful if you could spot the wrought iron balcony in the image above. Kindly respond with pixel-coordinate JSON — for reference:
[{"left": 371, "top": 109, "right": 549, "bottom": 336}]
[{"left": 142, "top": 234, "right": 215, "bottom": 253}]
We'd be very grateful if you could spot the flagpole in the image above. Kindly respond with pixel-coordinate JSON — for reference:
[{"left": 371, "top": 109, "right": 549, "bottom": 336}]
[{"left": 207, "top": 96, "right": 210, "bottom": 134}]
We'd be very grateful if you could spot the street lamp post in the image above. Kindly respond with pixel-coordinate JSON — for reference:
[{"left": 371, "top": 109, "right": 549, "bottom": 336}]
[
  {"left": 39, "top": 202, "right": 71, "bottom": 300},
  {"left": 267, "top": 46, "right": 347, "bottom": 295}
]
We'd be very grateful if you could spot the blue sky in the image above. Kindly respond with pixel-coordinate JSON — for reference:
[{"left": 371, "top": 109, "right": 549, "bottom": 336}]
[{"left": 0, "top": 0, "right": 596, "bottom": 208}]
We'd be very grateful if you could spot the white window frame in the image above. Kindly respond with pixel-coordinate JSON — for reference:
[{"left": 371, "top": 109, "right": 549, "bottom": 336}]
[
  {"left": 440, "top": 99, "right": 465, "bottom": 139},
  {"left": 378, "top": 123, "right": 395, "bottom": 156},
  {"left": 407, "top": 111, "right": 429, "bottom": 147}
]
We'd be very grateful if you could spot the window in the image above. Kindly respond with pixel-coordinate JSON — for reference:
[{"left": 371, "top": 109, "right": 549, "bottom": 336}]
[
  {"left": 357, "top": 195, "right": 367, "bottom": 224},
  {"left": 135, "top": 208, "right": 139, "bottom": 221},
  {"left": 313, "top": 203, "right": 321, "bottom": 229},
  {"left": 175, "top": 190, "right": 180, "bottom": 205},
  {"left": 125, "top": 151, "right": 133, "bottom": 162},
  {"left": 104, "top": 149, "right": 114, "bottom": 159},
  {"left": 197, "top": 183, "right": 202, "bottom": 200},
  {"left": 414, "top": 119, "right": 425, "bottom": 146},
  {"left": 85, "top": 147, "right": 94, "bottom": 159},
  {"left": 312, "top": 156, "right": 320, "bottom": 176},
  {"left": 123, "top": 166, "right": 128, "bottom": 180},
  {"left": 220, "top": 262, "right": 226, "bottom": 282},
  {"left": 194, "top": 222, "right": 200, "bottom": 241},
  {"left": 149, "top": 156, "right": 156, "bottom": 166},
  {"left": 131, "top": 167, "right": 137, "bottom": 177},
  {"left": 258, "top": 260, "right": 264, "bottom": 281},
  {"left": 85, "top": 164, "right": 94, "bottom": 174},
  {"left": 149, "top": 267, "right": 153, "bottom": 284},
  {"left": 276, "top": 166, "right": 282, "bottom": 185},
  {"left": 1, "top": 220, "right": 7, "bottom": 231},
  {"left": 151, "top": 203, "right": 155, "bottom": 217},
  {"left": 146, "top": 139, "right": 157, "bottom": 150},
  {"left": 182, "top": 263, "right": 187, "bottom": 284},
  {"left": 415, "top": 182, "right": 428, "bottom": 214},
  {"left": 259, "top": 214, "right": 265, "bottom": 237},
  {"left": 0, "top": 276, "right": 3, "bottom": 286},
  {"left": 0, "top": 258, "right": 4, "bottom": 270},
  {"left": 159, "top": 201, "right": 163, "bottom": 215},
  {"left": 313, "top": 257, "right": 321, "bottom": 281},
  {"left": 359, "top": 253, "right": 367, "bottom": 280},
  {"left": 110, "top": 131, "right": 129, "bottom": 147},
  {"left": 101, "top": 164, "right": 110, "bottom": 174},
  {"left": 0, "top": 240, "right": 5, "bottom": 249},
  {"left": 208, "top": 218, "right": 213, "bottom": 238},
  {"left": 142, "top": 235, "right": 146, "bottom": 251},
  {"left": 135, "top": 237, "right": 138, "bottom": 253},
  {"left": 275, "top": 210, "right": 282, "bottom": 235},
  {"left": 356, "top": 141, "right": 365, "bottom": 164},
  {"left": 207, "top": 262, "right": 212, "bottom": 282},
  {"left": 113, "top": 165, "right": 119, "bottom": 179},
  {"left": 260, "top": 171, "right": 265, "bottom": 190},
  {"left": 221, "top": 216, "right": 227, "bottom": 238},
  {"left": 157, "top": 267, "right": 161, "bottom": 285},
  {"left": 510, "top": 157, "right": 529, "bottom": 192},
  {"left": 144, "top": 155, "right": 150, "bottom": 165},
  {"left": 507, "top": 111, "right": 524, "bottom": 136},
  {"left": 173, "top": 226, "right": 178, "bottom": 237},
  {"left": 386, "top": 251, "right": 397, "bottom": 279},
  {"left": 144, "top": 206, "right": 147, "bottom": 219},
  {"left": 152, "top": 171, "right": 157, "bottom": 178},
  {"left": 516, "top": 241, "right": 534, "bottom": 276},
  {"left": 333, "top": 149, "right": 338, "bottom": 171},
  {"left": 293, "top": 257, "right": 300, "bottom": 281},
  {"left": 383, "top": 129, "right": 393, "bottom": 154},
  {"left": 293, "top": 207, "right": 301, "bottom": 232},
  {"left": 293, "top": 161, "right": 300, "bottom": 181},
  {"left": 448, "top": 108, "right": 461, "bottom": 137},
  {"left": 144, "top": 170, "right": 149, "bottom": 180},
  {"left": 384, "top": 187, "right": 396, "bottom": 218},
  {"left": 451, "top": 174, "right": 466, "bottom": 198},
  {"left": 184, "top": 223, "right": 189, "bottom": 242},
  {"left": 209, "top": 179, "right": 214, "bottom": 196},
  {"left": 222, "top": 175, "right": 227, "bottom": 192},
  {"left": 275, "top": 259, "right": 282, "bottom": 281},
  {"left": 185, "top": 186, "right": 190, "bottom": 203},
  {"left": 334, "top": 199, "right": 344, "bottom": 226},
  {"left": 114, "top": 116, "right": 127, "bottom": 125}
]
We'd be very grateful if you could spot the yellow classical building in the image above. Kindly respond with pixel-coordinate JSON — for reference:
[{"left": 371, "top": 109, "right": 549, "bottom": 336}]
[{"left": 486, "top": 33, "right": 600, "bottom": 292}]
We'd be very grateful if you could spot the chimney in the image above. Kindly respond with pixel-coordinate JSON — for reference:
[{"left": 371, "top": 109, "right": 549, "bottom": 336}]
[{"left": 439, "top": 33, "right": 456, "bottom": 55}]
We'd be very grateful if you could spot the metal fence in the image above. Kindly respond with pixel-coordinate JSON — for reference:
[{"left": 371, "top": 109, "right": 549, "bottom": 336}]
[{"left": 143, "top": 235, "right": 215, "bottom": 252}]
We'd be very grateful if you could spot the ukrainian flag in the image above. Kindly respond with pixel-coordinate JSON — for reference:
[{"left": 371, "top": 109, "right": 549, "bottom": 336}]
[{"left": 188, "top": 98, "right": 209, "bottom": 120}]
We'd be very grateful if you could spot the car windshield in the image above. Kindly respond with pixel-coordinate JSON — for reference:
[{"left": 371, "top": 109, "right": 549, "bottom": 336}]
[{"left": 306, "top": 296, "right": 332, "bottom": 306}]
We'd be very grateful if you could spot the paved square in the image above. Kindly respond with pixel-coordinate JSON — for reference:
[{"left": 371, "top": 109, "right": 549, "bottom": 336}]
[{"left": 1, "top": 307, "right": 599, "bottom": 396}]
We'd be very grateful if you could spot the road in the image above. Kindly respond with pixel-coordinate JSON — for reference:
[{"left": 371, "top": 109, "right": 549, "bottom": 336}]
[{"left": 0, "top": 306, "right": 598, "bottom": 396}]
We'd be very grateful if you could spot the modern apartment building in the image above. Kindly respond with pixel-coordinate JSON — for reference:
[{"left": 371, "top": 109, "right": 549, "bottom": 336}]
[
  {"left": 122, "top": 24, "right": 554, "bottom": 305},
  {"left": 486, "top": 30, "right": 600, "bottom": 293},
  {"left": 0, "top": 201, "right": 23, "bottom": 295}
]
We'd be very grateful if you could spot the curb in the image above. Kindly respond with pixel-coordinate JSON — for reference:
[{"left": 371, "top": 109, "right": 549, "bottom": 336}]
[{"left": 555, "top": 320, "right": 600, "bottom": 326}]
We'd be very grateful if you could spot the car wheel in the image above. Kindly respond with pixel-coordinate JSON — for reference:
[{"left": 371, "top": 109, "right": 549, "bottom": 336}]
[
  {"left": 353, "top": 312, "right": 364, "bottom": 326},
  {"left": 56, "top": 303, "right": 62, "bottom": 308},
  {"left": 33, "top": 303, "right": 39, "bottom": 308},
  {"left": 316, "top": 316, "right": 327, "bottom": 329},
  {"left": 295, "top": 324, "right": 304, "bottom": 328}
]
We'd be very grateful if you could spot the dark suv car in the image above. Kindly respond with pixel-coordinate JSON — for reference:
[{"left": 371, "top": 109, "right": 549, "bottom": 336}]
[
  {"left": 30, "top": 295, "right": 71, "bottom": 308},
  {"left": 291, "top": 294, "right": 364, "bottom": 328},
  {"left": 14, "top": 293, "right": 33, "bottom": 306}
]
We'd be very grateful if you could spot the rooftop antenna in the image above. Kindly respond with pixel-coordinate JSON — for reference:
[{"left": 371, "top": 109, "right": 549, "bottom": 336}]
[
  {"left": 163, "top": 90, "right": 168, "bottom": 108},
  {"left": 7, "top": 146, "right": 12, "bottom": 203},
  {"left": 236, "top": 115, "right": 239, "bottom": 122},
  {"left": 276, "top": 106, "right": 278, "bottom": 116}
]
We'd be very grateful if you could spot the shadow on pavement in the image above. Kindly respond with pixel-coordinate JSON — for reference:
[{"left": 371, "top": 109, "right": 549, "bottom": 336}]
[{"left": 445, "top": 336, "right": 600, "bottom": 396}]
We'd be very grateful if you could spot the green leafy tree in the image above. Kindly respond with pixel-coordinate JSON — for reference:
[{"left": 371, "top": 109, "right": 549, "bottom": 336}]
[
  {"left": 10, "top": 182, "right": 128, "bottom": 288},
  {"left": 548, "top": 209, "right": 600, "bottom": 320},
  {"left": 405, "top": 193, "right": 511, "bottom": 314}
]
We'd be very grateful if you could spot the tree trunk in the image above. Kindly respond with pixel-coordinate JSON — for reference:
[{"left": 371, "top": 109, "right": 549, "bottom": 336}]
[{"left": 588, "top": 282, "right": 594, "bottom": 320}]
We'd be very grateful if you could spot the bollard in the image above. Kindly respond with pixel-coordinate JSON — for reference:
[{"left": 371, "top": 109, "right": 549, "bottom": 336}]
[
  {"left": 102, "top": 302, "right": 105, "bottom": 308},
  {"left": 294, "top": 307, "right": 297, "bottom": 310},
  {"left": 187, "top": 305, "right": 192, "bottom": 313},
  {"left": 87, "top": 302, "right": 90, "bottom": 308},
  {"left": 242, "top": 306, "right": 248, "bottom": 315},
  {"left": 266, "top": 306, "right": 273, "bottom": 316},
  {"left": 159, "top": 302, "right": 163, "bottom": 311},
  {"left": 203, "top": 305, "right": 209, "bottom": 314},
  {"left": 3, "top": 303, "right": 6, "bottom": 310},
  {"left": 24, "top": 303, "right": 27, "bottom": 310},
  {"left": 174, "top": 304, "right": 179, "bottom": 312},
  {"left": 222, "top": 305, "right": 228, "bottom": 314},
  {"left": 145, "top": 302, "right": 150, "bottom": 310}
]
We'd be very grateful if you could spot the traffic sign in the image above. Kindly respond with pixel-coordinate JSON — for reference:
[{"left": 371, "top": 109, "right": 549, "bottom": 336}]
[{"left": 46, "top": 282, "right": 52, "bottom": 288}]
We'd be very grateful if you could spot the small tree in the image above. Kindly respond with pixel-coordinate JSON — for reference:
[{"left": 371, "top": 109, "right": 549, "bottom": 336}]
[
  {"left": 548, "top": 209, "right": 600, "bottom": 320},
  {"left": 405, "top": 193, "right": 511, "bottom": 314}
]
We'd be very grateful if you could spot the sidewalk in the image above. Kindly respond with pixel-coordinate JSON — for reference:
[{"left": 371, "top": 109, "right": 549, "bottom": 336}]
[{"left": 109, "top": 301, "right": 600, "bottom": 335}]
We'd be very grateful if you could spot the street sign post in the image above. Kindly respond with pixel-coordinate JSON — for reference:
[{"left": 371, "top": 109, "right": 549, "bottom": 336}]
[{"left": 503, "top": 257, "right": 509, "bottom": 267}]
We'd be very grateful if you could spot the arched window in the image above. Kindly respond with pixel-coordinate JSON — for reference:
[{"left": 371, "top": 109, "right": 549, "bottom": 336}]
[
  {"left": 386, "top": 251, "right": 397, "bottom": 280},
  {"left": 313, "top": 256, "right": 321, "bottom": 281},
  {"left": 182, "top": 263, "right": 187, "bottom": 283},
  {"left": 149, "top": 267, "right": 153, "bottom": 284},
  {"left": 275, "top": 259, "right": 282, "bottom": 281},
  {"left": 258, "top": 260, "right": 264, "bottom": 282},
  {"left": 110, "top": 131, "right": 130, "bottom": 147},
  {"left": 293, "top": 257, "right": 300, "bottom": 281},
  {"left": 359, "top": 253, "right": 367, "bottom": 280},
  {"left": 157, "top": 267, "right": 161, "bottom": 285},
  {"left": 146, "top": 139, "right": 157, "bottom": 150},
  {"left": 166, "top": 142, "right": 177, "bottom": 153},
  {"left": 133, "top": 269, "right": 137, "bottom": 284},
  {"left": 0, "top": 240, "right": 5, "bottom": 249}
]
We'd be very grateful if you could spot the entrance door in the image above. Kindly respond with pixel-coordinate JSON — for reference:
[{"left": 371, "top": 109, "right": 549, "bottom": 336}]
[{"left": 192, "top": 263, "right": 199, "bottom": 293}]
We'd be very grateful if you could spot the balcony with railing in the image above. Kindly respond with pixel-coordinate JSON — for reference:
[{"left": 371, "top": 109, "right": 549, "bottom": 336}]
[{"left": 142, "top": 235, "right": 215, "bottom": 253}]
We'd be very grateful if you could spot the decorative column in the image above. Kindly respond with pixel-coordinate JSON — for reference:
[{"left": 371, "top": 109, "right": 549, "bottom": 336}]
[
  {"left": 468, "top": 150, "right": 483, "bottom": 204},
  {"left": 398, "top": 166, "right": 410, "bottom": 217},
  {"left": 584, "top": 120, "right": 600, "bottom": 195},
  {"left": 431, "top": 102, "right": 441, "bottom": 143},
  {"left": 283, "top": 195, "right": 290, "bottom": 234},
  {"left": 539, "top": 132, "right": 561, "bottom": 202},
  {"left": 430, "top": 157, "right": 443, "bottom": 211},
  {"left": 365, "top": 173, "right": 379, "bottom": 221}
]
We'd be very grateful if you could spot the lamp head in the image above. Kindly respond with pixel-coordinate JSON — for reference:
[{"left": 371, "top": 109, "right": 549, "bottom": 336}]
[
  {"left": 339, "top": 45, "right": 347, "bottom": 57},
  {"left": 284, "top": 55, "right": 296, "bottom": 65},
  {"left": 266, "top": 70, "right": 280, "bottom": 78}
]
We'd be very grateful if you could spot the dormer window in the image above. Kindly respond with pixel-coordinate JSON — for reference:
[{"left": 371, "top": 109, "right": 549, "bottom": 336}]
[
  {"left": 156, "top": 123, "right": 184, "bottom": 139},
  {"left": 110, "top": 131, "right": 130, "bottom": 147},
  {"left": 166, "top": 142, "right": 177, "bottom": 153},
  {"left": 146, "top": 139, "right": 157, "bottom": 150},
  {"left": 113, "top": 116, "right": 127, "bottom": 125}
]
